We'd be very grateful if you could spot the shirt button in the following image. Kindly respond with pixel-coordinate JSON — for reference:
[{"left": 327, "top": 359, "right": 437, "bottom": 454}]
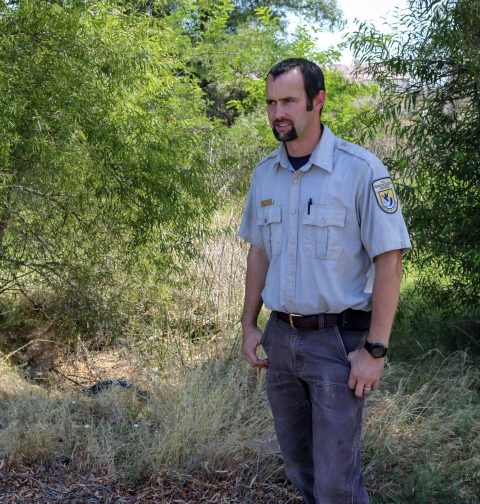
[
  {"left": 264, "top": 219, "right": 267, "bottom": 223},
  {"left": 290, "top": 239, "right": 295, "bottom": 244},
  {"left": 292, "top": 209, "right": 296, "bottom": 214},
  {"left": 288, "top": 269, "right": 293, "bottom": 274},
  {"left": 293, "top": 179, "right": 298, "bottom": 184},
  {"left": 320, "top": 219, "right": 325, "bottom": 224},
  {"left": 287, "top": 299, "right": 292, "bottom": 304}
]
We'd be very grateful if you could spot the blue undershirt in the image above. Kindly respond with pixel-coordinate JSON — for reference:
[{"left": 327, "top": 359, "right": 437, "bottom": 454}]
[{"left": 288, "top": 153, "right": 311, "bottom": 171}]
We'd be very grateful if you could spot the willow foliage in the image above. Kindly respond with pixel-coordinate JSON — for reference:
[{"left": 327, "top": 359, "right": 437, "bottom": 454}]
[
  {"left": 0, "top": 0, "right": 372, "bottom": 340},
  {"left": 349, "top": 0, "right": 480, "bottom": 318},
  {"left": 0, "top": 0, "right": 221, "bottom": 331}
]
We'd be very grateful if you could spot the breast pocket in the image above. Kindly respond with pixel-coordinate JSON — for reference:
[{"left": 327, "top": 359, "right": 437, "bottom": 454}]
[
  {"left": 302, "top": 205, "right": 346, "bottom": 260},
  {"left": 257, "top": 205, "right": 283, "bottom": 257}
]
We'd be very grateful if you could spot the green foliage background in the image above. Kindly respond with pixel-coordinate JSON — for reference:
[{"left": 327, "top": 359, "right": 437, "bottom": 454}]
[
  {"left": 0, "top": 0, "right": 374, "bottom": 344},
  {"left": 349, "top": 0, "right": 480, "bottom": 348},
  {"left": 1, "top": 2, "right": 479, "bottom": 499}
]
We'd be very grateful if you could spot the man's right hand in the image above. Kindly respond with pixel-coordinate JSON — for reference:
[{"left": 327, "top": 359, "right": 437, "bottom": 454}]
[
  {"left": 241, "top": 245, "right": 270, "bottom": 369},
  {"left": 241, "top": 325, "right": 269, "bottom": 369}
]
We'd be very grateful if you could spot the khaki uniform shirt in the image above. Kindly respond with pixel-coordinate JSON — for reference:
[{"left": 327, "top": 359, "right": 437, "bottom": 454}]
[{"left": 238, "top": 124, "right": 411, "bottom": 314}]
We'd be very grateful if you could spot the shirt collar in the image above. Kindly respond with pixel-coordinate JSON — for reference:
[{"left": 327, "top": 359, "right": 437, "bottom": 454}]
[{"left": 274, "top": 123, "right": 335, "bottom": 173}]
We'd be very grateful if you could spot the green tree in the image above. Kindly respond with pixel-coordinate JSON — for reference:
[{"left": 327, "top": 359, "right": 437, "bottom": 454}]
[
  {"left": 349, "top": 0, "right": 480, "bottom": 318},
  {"left": 0, "top": 0, "right": 371, "bottom": 344},
  {"left": 226, "top": 0, "right": 343, "bottom": 31},
  {"left": 206, "top": 10, "right": 376, "bottom": 193},
  {"left": 0, "top": 0, "right": 220, "bottom": 336},
  {"left": 115, "top": 0, "right": 343, "bottom": 31}
]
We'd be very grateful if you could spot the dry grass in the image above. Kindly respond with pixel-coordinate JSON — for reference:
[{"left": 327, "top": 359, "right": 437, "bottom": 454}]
[
  {"left": 0, "top": 349, "right": 284, "bottom": 491},
  {"left": 1, "top": 349, "right": 480, "bottom": 502},
  {"left": 1, "top": 207, "right": 480, "bottom": 502},
  {"left": 364, "top": 352, "right": 480, "bottom": 502}
]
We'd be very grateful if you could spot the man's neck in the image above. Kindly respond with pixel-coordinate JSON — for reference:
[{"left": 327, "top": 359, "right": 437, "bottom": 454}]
[{"left": 285, "top": 124, "right": 323, "bottom": 157}]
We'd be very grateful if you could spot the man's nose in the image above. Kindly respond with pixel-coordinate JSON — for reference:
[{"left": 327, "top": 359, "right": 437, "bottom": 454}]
[{"left": 273, "top": 103, "right": 287, "bottom": 119}]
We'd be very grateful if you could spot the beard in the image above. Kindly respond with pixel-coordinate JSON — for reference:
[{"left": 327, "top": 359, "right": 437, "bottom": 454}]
[{"left": 272, "top": 120, "right": 298, "bottom": 142}]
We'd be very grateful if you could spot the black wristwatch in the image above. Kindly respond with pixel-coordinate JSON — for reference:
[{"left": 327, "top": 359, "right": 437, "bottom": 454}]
[{"left": 364, "top": 341, "right": 388, "bottom": 358}]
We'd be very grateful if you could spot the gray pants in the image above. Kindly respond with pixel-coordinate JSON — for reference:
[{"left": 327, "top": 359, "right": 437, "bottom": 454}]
[{"left": 260, "top": 312, "right": 370, "bottom": 504}]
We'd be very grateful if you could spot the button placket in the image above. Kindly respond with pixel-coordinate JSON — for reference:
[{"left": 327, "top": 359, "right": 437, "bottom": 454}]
[{"left": 286, "top": 173, "right": 301, "bottom": 311}]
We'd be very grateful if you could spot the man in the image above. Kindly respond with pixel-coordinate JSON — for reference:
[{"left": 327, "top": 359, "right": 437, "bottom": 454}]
[{"left": 238, "top": 58, "right": 411, "bottom": 503}]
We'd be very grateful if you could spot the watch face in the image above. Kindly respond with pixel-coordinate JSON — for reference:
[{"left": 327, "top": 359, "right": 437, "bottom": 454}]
[
  {"left": 371, "top": 345, "right": 386, "bottom": 358},
  {"left": 365, "top": 341, "right": 387, "bottom": 358}
]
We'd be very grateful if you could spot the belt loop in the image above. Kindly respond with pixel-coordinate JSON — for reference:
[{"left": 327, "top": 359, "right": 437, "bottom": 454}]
[
  {"left": 318, "top": 313, "right": 325, "bottom": 330},
  {"left": 272, "top": 311, "right": 278, "bottom": 322}
]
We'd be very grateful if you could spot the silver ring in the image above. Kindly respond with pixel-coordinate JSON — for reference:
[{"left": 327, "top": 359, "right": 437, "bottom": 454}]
[{"left": 363, "top": 386, "right": 372, "bottom": 391}]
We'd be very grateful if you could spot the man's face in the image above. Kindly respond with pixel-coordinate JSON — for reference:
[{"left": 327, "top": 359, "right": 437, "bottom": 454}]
[{"left": 265, "top": 69, "right": 325, "bottom": 145}]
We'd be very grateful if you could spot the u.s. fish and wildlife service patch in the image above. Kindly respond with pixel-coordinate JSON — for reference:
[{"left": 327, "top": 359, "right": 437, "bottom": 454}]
[{"left": 372, "top": 177, "right": 398, "bottom": 213}]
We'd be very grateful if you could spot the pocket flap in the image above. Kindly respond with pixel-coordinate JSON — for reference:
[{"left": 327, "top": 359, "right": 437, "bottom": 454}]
[
  {"left": 303, "top": 205, "right": 346, "bottom": 227},
  {"left": 257, "top": 205, "right": 282, "bottom": 226}
]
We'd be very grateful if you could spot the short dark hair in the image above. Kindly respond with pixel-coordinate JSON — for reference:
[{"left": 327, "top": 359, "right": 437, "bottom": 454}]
[{"left": 267, "top": 58, "right": 325, "bottom": 111}]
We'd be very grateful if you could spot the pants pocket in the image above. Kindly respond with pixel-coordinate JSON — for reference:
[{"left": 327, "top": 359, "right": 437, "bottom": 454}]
[
  {"left": 335, "top": 327, "right": 368, "bottom": 359},
  {"left": 259, "top": 314, "right": 273, "bottom": 347}
]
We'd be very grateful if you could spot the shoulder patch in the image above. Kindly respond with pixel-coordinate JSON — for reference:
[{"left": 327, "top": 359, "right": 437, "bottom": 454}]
[{"left": 372, "top": 177, "right": 398, "bottom": 213}]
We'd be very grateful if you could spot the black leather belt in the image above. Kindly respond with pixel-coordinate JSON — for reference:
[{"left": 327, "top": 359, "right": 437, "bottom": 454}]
[{"left": 274, "top": 309, "right": 371, "bottom": 331}]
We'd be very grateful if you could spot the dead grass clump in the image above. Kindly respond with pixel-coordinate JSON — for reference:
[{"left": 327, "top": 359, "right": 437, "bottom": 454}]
[
  {"left": 0, "top": 362, "right": 71, "bottom": 465},
  {"left": 363, "top": 351, "right": 480, "bottom": 502},
  {"left": 147, "top": 359, "right": 271, "bottom": 473},
  {"left": 2, "top": 344, "right": 480, "bottom": 502},
  {"left": 0, "top": 347, "right": 280, "bottom": 484}
]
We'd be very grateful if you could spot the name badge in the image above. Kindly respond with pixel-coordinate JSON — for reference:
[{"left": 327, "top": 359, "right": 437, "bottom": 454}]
[{"left": 261, "top": 199, "right": 274, "bottom": 207}]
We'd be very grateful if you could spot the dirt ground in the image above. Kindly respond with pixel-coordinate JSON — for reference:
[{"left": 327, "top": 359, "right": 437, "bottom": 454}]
[
  {"left": 1, "top": 343, "right": 297, "bottom": 503},
  {"left": 0, "top": 462, "right": 294, "bottom": 503}
]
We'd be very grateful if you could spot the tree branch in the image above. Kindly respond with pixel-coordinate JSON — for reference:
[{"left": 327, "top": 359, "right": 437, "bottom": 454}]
[
  {"left": 0, "top": 185, "right": 65, "bottom": 198},
  {"left": 12, "top": 273, "right": 49, "bottom": 318},
  {"left": 3, "top": 257, "right": 61, "bottom": 268}
]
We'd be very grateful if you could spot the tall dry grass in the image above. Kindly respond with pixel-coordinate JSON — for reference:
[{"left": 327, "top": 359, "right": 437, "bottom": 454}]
[
  {"left": 364, "top": 352, "right": 480, "bottom": 502},
  {"left": 1, "top": 206, "right": 480, "bottom": 502},
  {"left": 1, "top": 351, "right": 479, "bottom": 502}
]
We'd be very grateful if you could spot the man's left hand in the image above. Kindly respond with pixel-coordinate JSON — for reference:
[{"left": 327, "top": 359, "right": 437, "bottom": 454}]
[{"left": 347, "top": 348, "right": 385, "bottom": 398}]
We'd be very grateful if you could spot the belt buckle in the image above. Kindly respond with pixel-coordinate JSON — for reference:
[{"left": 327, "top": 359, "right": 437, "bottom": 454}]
[{"left": 289, "top": 313, "right": 302, "bottom": 328}]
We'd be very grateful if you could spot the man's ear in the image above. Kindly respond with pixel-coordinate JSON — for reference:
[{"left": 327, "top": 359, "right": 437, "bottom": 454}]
[{"left": 314, "top": 90, "right": 326, "bottom": 112}]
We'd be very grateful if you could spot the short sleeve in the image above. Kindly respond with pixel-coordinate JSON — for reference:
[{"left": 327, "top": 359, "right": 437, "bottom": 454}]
[
  {"left": 357, "top": 160, "right": 412, "bottom": 260},
  {"left": 238, "top": 170, "right": 266, "bottom": 250}
]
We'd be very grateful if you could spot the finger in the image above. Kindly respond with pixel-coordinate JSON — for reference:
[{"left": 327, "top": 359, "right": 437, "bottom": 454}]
[
  {"left": 256, "top": 358, "right": 269, "bottom": 369},
  {"left": 362, "top": 384, "right": 373, "bottom": 396},
  {"left": 243, "top": 351, "right": 258, "bottom": 367},
  {"left": 347, "top": 371, "right": 357, "bottom": 391},
  {"left": 354, "top": 382, "right": 365, "bottom": 398},
  {"left": 243, "top": 347, "right": 268, "bottom": 368},
  {"left": 250, "top": 357, "right": 269, "bottom": 369}
]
